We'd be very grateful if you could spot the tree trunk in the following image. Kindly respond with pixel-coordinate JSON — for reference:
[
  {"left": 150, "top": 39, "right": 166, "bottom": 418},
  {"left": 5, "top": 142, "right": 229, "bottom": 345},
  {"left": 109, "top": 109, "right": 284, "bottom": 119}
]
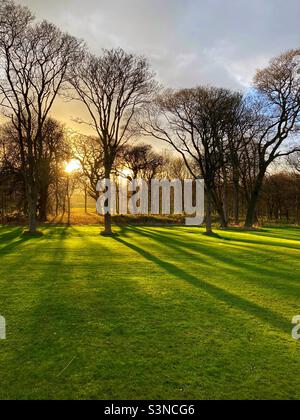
[
  {"left": 219, "top": 209, "right": 228, "bottom": 228},
  {"left": 28, "top": 205, "right": 37, "bottom": 233},
  {"left": 222, "top": 170, "right": 229, "bottom": 226},
  {"left": 103, "top": 212, "right": 112, "bottom": 235},
  {"left": 213, "top": 195, "right": 227, "bottom": 228},
  {"left": 84, "top": 186, "right": 88, "bottom": 214},
  {"left": 62, "top": 195, "right": 66, "bottom": 217},
  {"left": 101, "top": 165, "right": 113, "bottom": 236},
  {"left": 55, "top": 184, "right": 59, "bottom": 217},
  {"left": 67, "top": 177, "right": 71, "bottom": 226},
  {"left": 296, "top": 195, "right": 300, "bottom": 225},
  {"left": 26, "top": 184, "right": 38, "bottom": 234},
  {"left": 244, "top": 170, "right": 265, "bottom": 228},
  {"left": 206, "top": 181, "right": 227, "bottom": 228},
  {"left": 1, "top": 188, "right": 6, "bottom": 224},
  {"left": 233, "top": 175, "right": 240, "bottom": 225},
  {"left": 205, "top": 190, "right": 213, "bottom": 234},
  {"left": 38, "top": 185, "right": 49, "bottom": 222}
]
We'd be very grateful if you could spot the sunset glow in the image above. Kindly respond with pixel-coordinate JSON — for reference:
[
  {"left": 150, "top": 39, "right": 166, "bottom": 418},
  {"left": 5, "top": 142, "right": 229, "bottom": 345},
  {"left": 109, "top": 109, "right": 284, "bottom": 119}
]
[{"left": 65, "top": 159, "right": 81, "bottom": 174}]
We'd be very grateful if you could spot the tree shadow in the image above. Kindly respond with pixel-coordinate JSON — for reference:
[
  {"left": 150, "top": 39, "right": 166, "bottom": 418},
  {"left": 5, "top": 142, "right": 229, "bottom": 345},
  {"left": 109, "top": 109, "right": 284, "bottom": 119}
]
[
  {"left": 0, "top": 227, "right": 23, "bottom": 242},
  {"left": 224, "top": 235, "right": 300, "bottom": 251},
  {"left": 215, "top": 225, "right": 299, "bottom": 242},
  {"left": 1, "top": 225, "right": 298, "bottom": 399},
  {"left": 0, "top": 235, "right": 36, "bottom": 256},
  {"left": 112, "top": 233, "right": 289, "bottom": 334},
  {"left": 127, "top": 226, "right": 300, "bottom": 298}
]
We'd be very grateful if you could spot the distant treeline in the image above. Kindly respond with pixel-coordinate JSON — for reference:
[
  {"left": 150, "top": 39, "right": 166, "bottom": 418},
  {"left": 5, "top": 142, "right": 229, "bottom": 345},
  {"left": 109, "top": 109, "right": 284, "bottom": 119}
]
[{"left": 0, "top": 1, "right": 299, "bottom": 234}]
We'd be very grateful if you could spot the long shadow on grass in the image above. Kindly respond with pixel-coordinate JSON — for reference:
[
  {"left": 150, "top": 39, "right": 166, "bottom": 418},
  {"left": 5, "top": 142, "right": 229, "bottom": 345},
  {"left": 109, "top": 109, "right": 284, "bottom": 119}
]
[
  {"left": 0, "top": 227, "right": 71, "bottom": 259},
  {"left": 214, "top": 227, "right": 300, "bottom": 251},
  {"left": 0, "top": 227, "right": 23, "bottom": 242},
  {"left": 0, "top": 235, "right": 35, "bottom": 256},
  {"left": 223, "top": 235, "right": 300, "bottom": 252},
  {"left": 3, "top": 227, "right": 187, "bottom": 399},
  {"left": 113, "top": 233, "right": 289, "bottom": 334},
  {"left": 131, "top": 226, "right": 300, "bottom": 296},
  {"left": 255, "top": 226, "right": 300, "bottom": 242},
  {"left": 0, "top": 227, "right": 87, "bottom": 399},
  {"left": 2, "top": 226, "right": 297, "bottom": 399}
]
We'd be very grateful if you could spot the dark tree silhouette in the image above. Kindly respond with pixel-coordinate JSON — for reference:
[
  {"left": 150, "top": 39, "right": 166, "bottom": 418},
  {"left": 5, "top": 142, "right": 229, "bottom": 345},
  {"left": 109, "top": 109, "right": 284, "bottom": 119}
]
[
  {"left": 0, "top": 0, "right": 82, "bottom": 233},
  {"left": 244, "top": 49, "right": 300, "bottom": 228},
  {"left": 69, "top": 48, "right": 157, "bottom": 235},
  {"left": 140, "top": 87, "right": 251, "bottom": 233},
  {"left": 1, "top": 118, "right": 68, "bottom": 222},
  {"left": 121, "top": 143, "right": 164, "bottom": 181},
  {"left": 72, "top": 134, "right": 105, "bottom": 202}
]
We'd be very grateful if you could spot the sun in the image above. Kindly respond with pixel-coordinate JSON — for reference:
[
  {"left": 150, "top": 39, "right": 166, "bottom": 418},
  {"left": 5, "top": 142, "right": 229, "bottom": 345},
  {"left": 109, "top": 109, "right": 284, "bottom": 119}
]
[
  {"left": 65, "top": 159, "right": 81, "bottom": 174},
  {"left": 120, "top": 168, "right": 133, "bottom": 178}
]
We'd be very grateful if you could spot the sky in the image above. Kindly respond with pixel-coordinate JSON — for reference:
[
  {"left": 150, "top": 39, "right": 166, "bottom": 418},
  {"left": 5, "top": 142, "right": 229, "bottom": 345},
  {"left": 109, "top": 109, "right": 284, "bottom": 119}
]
[{"left": 16, "top": 0, "right": 300, "bottom": 133}]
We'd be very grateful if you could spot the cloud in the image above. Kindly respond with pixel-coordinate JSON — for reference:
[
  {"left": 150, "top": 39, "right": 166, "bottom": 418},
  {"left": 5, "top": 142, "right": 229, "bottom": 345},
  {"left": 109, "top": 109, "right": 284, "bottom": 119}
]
[
  {"left": 16, "top": 0, "right": 300, "bottom": 130},
  {"left": 203, "top": 40, "right": 270, "bottom": 88}
]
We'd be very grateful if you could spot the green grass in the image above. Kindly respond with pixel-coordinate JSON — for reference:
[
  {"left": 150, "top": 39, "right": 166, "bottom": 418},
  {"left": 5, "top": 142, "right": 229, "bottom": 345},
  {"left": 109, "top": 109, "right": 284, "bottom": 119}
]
[{"left": 0, "top": 225, "right": 300, "bottom": 400}]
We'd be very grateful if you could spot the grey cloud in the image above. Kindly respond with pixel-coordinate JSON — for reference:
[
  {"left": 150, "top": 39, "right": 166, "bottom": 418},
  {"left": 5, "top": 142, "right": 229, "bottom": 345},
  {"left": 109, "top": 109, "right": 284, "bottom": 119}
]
[{"left": 18, "top": 0, "right": 300, "bottom": 90}]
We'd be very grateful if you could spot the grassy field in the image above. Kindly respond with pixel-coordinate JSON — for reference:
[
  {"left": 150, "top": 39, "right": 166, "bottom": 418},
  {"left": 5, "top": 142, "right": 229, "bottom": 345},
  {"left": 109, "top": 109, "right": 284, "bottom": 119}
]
[{"left": 0, "top": 225, "right": 300, "bottom": 400}]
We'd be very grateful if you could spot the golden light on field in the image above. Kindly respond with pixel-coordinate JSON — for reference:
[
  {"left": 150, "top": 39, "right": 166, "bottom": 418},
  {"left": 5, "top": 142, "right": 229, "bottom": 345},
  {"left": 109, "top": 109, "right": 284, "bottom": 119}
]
[{"left": 65, "top": 159, "right": 81, "bottom": 174}]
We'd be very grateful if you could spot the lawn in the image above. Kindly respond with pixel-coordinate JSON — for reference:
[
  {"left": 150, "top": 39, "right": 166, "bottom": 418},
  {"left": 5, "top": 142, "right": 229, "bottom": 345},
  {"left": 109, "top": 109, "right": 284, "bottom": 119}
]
[{"left": 0, "top": 225, "right": 300, "bottom": 400}]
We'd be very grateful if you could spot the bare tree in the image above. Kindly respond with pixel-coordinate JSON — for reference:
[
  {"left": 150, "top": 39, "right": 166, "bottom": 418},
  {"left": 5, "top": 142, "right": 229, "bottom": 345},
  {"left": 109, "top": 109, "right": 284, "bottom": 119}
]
[
  {"left": 244, "top": 49, "right": 300, "bottom": 228},
  {"left": 0, "top": 0, "right": 82, "bottom": 233},
  {"left": 36, "top": 119, "right": 69, "bottom": 222},
  {"left": 140, "top": 87, "right": 248, "bottom": 233},
  {"left": 121, "top": 143, "right": 164, "bottom": 181},
  {"left": 0, "top": 123, "right": 24, "bottom": 220},
  {"left": 72, "top": 134, "right": 105, "bottom": 202},
  {"left": 1, "top": 118, "right": 68, "bottom": 222},
  {"left": 288, "top": 152, "right": 300, "bottom": 174},
  {"left": 238, "top": 138, "right": 261, "bottom": 220},
  {"left": 162, "top": 155, "right": 191, "bottom": 181},
  {"left": 69, "top": 48, "right": 157, "bottom": 235},
  {"left": 261, "top": 172, "right": 300, "bottom": 224},
  {"left": 222, "top": 96, "right": 258, "bottom": 226},
  {"left": 122, "top": 143, "right": 153, "bottom": 179}
]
